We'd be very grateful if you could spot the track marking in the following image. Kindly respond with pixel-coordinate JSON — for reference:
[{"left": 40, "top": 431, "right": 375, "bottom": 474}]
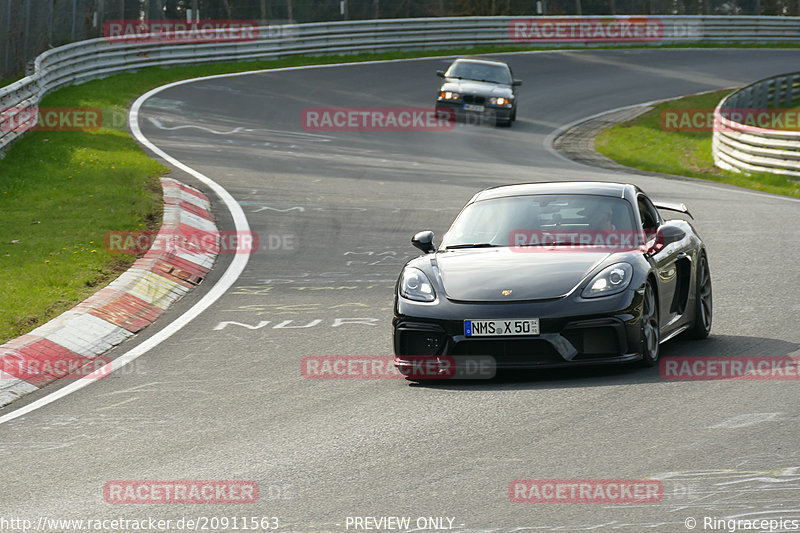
[
  {"left": 0, "top": 77, "right": 252, "bottom": 425},
  {"left": 95, "top": 397, "right": 139, "bottom": 411},
  {"left": 146, "top": 116, "right": 249, "bottom": 135},
  {"left": 2, "top": 49, "right": 798, "bottom": 424},
  {"left": 544, "top": 91, "right": 800, "bottom": 204}
]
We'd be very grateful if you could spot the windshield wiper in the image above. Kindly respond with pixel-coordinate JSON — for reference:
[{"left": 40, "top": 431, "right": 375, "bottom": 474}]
[{"left": 445, "top": 243, "right": 498, "bottom": 249}]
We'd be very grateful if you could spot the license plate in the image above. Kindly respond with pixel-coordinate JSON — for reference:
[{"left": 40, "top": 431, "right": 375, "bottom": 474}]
[
  {"left": 464, "top": 319, "right": 539, "bottom": 337},
  {"left": 463, "top": 104, "right": 485, "bottom": 112}
]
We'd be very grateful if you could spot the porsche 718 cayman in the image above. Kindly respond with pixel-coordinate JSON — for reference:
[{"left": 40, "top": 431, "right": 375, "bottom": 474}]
[{"left": 393, "top": 181, "right": 713, "bottom": 375}]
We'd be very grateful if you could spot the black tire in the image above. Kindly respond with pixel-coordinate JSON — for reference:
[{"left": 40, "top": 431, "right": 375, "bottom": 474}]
[
  {"left": 638, "top": 280, "right": 660, "bottom": 367},
  {"left": 688, "top": 252, "right": 713, "bottom": 339}
]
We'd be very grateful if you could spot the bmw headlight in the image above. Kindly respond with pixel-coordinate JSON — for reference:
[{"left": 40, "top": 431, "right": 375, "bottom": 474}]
[
  {"left": 439, "top": 91, "right": 460, "bottom": 101},
  {"left": 399, "top": 267, "right": 436, "bottom": 302},
  {"left": 581, "top": 263, "right": 633, "bottom": 298},
  {"left": 489, "top": 97, "right": 511, "bottom": 107}
]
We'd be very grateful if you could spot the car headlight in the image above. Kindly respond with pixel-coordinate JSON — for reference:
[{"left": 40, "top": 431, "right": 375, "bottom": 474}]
[
  {"left": 489, "top": 97, "right": 512, "bottom": 107},
  {"left": 399, "top": 267, "right": 436, "bottom": 302},
  {"left": 581, "top": 263, "right": 633, "bottom": 298},
  {"left": 439, "top": 91, "right": 460, "bottom": 101}
]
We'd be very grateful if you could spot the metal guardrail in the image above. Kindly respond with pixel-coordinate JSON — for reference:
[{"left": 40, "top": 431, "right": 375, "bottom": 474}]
[
  {"left": 3, "top": 15, "right": 800, "bottom": 154},
  {"left": 713, "top": 72, "right": 800, "bottom": 177}
]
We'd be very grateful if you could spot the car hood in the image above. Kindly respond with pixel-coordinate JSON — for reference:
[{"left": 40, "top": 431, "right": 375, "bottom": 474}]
[
  {"left": 435, "top": 248, "right": 610, "bottom": 301},
  {"left": 440, "top": 79, "right": 513, "bottom": 98}
]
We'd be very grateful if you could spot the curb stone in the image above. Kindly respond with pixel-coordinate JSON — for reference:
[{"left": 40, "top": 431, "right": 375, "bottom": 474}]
[{"left": 0, "top": 177, "right": 218, "bottom": 408}]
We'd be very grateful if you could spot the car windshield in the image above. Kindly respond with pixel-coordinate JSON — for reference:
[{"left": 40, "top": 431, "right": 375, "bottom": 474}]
[
  {"left": 445, "top": 61, "right": 512, "bottom": 84},
  {"left": 441, "top": 194, "right": 637, "bottom": 249}
]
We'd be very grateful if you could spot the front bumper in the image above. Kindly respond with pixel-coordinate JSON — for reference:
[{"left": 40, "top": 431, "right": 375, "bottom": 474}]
[
  {"left": 393, "top": 290, "right": 645, "bottom": 370},
  {"left": 436, "top": 101, "right": 512, "bottom": 124}
]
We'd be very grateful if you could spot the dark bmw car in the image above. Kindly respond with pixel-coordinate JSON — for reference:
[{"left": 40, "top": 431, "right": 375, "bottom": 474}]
[
  {"left": 435, "top": 58, "right": 521, "bottom": 127},
  {"left": 393, "top": 182, "right": 712, "bottom": 375}
]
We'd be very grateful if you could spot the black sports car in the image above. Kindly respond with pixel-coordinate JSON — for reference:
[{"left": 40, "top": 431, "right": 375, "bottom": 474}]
[
  {"left": 393, "top": 182, "right": 712, "bottom": 376},
  {"left": 435, "top": 58, "right": 521, "bottom": 127}
]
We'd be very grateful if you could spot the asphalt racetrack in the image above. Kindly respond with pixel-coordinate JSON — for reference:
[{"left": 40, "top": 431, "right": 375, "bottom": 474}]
[{"left": 1, "top": 49, "right": 800, "bottom": 532}]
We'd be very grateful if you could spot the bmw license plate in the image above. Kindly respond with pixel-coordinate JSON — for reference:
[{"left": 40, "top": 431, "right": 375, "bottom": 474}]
[
  {"left": 464, "top": 319, "right": 539, "bottom": 337},
  {"left": 463, "top": 104, "right": 485, "bottom": 112}
]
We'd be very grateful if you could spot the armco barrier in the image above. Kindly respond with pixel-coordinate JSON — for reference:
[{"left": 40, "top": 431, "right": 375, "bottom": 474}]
[
  {"left": 2, "top": 15, "right": 800, "bottom": 152},
  {"left": 713, "top": 72, "right": 800, "bottom": 177}
]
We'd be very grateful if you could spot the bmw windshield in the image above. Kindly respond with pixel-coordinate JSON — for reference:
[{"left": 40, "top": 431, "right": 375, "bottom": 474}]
[{"left": 445, "top": 62, "right": 513, "bottom": 84}]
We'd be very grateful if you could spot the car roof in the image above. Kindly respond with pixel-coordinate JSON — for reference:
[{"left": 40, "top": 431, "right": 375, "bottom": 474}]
[
  {"left": 451, "top": 58, "right": 510, "bottom": 68},
  {"left": 469, "top": 181, "right": 640, "bottom": 203}
]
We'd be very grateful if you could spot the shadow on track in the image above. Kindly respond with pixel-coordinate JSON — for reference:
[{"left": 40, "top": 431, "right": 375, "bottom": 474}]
[{"left": 403, "top": 334, "right": 800, "bottom": 391}]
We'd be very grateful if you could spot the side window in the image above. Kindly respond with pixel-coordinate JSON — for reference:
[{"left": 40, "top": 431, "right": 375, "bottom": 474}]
[{"left": 637, "top": 196, "right": 660, "bottom": 231}]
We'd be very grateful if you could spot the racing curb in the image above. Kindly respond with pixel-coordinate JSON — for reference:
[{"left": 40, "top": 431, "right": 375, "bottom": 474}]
[{"left": 0, "top": 177, "right": 217, "bottom": 408}]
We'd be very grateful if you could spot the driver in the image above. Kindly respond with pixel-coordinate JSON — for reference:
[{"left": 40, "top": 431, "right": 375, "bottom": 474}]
[{"left": 586, "top": 204, "right": 615, "bottom": 230}]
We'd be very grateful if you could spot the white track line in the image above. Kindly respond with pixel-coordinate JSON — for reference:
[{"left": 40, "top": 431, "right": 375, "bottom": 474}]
[
  {"left": 543, "top": 90, "right": 800, "bottom": 204},
  {"left": 3, "top": 51, "right": 799, "bottom": 424},
  {"left": 0, "top": 77, "right": 253, "bottom": 425}
]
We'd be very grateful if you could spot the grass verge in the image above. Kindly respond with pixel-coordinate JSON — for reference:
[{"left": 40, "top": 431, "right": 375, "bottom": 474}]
[
  {"left": 2, "top": 46, "right": 800, "bottom": 344},
  {"left": 595, "top": 89, "right": 800, "bottom": 198},
  {"left": 0, "top": 45, "right": 584, "bottom": 344}
]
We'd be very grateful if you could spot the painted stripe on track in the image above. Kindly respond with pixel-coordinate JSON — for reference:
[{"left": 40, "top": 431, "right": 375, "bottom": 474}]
[
  {"left": 0, "top": 76, "right": 252, "bottom": 425},
  {"left": 543, "top": 91, "right": 800, "bottom": 204},
  {"left": 2, "top": 51, "right": 798, "bottom": 424}
]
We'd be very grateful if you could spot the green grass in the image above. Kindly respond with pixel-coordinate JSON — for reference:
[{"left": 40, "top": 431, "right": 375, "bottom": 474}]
[
  {"left": 595, "top": 89, "right": 800, "bottom": 198},
  {"left": 0, "top": 113, "right": 166, "bottom": 343},
  {"left": 2, "top": 46, "right": 560, "bottom": 344},
  {"left": 3, "top": 45, "right": 800, "bottom": 344}
]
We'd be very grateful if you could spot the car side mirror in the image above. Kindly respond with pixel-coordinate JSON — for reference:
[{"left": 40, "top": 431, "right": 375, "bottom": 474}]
[
  {"left": 649, "top": 225, "right": 685, "bottom": 253},
  {"left": 412, "top": 231, "right": 436, "bottom": 254},
  {"left": 436, "top": 70, "right": 445, "bottom": 78},
  {"left": 512, "top": 79, "right": 522, "bottom": 86}
]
